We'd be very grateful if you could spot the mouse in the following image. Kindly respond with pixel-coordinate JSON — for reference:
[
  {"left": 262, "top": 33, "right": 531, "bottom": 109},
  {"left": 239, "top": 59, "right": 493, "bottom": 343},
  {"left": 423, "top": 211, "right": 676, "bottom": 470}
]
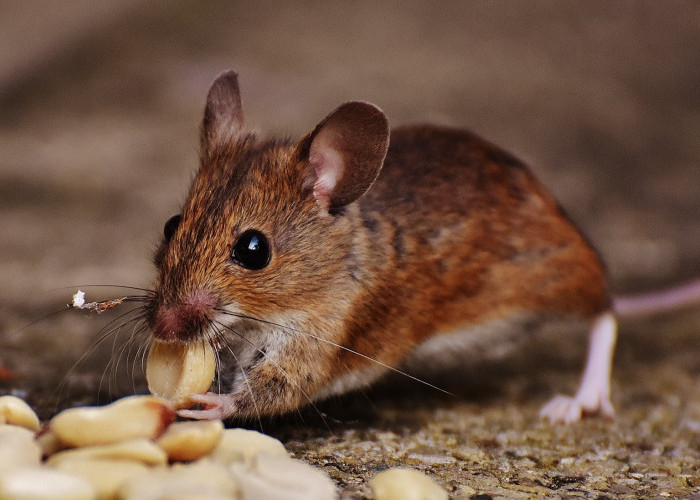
[{"left": 145, "top": 70, "right": 699, "bottom": 424}]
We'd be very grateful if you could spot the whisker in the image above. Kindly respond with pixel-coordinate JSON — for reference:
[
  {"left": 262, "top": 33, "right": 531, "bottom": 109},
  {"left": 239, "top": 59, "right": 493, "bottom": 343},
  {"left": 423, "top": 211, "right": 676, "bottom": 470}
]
[
  {"left": 53, "top": 306, "right": 146, "bottom": 412},
  {"left": 116, "top": 313, "right": 148, "bottom": 384},
  {"left": 52, "top": 284, "right": 155, "bottom": 295},
  {"left": 123, "top": 296, "right": 151, "bottom": 303},
  {"left": 214, "top": 320, "right": 331, "bottom": 432},
  {"left": 7, "top": 308, "right": 74, "bottom": 340},
  {"left": 209, "top": 329, "right": 224, "bottom": 397},
  {"left": 101, "top": 309, "right": 149, "bottom": 358},
  {"left": 138, "top": 331, "right": 153, "bottom": 380},
  {"left": 119, "top": 315, "right": 151, "bottom": 378},
  {"left": 12, "top": 295, "right": 147, "bottom": 341},
  {"left": 89, "top": 314, "right": 143, "bottom": 383},
  {"left": 211, "top": 324, "right": 264, "bottom": 432},
  {"left": 128, "top": 320, "right": 151, "bottom": 394},
  {"left": 215, "top": 309, "right": 452, "bottom": 396},
  {"left": 200, "top": 325, "right": 220, "bottom": 394},
  {"left": 92, "top": 308, "right": 149, "bottom": 400}
]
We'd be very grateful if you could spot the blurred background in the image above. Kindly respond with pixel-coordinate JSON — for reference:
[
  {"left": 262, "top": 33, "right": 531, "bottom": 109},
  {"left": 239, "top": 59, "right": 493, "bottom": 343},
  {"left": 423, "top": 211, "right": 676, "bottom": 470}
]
[{"left": 1, "top": 1, "right": 699, "bottom": 414}]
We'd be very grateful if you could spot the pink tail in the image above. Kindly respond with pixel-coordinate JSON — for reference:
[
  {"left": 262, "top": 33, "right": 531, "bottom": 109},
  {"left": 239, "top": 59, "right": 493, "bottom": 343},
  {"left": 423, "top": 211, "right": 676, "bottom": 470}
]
[{"left": 613, "top": 278, "right": 700, "bottom": 316}]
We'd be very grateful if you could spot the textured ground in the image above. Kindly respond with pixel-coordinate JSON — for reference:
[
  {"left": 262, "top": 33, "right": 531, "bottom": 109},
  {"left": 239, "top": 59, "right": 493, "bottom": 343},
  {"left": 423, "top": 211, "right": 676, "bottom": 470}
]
[{"left": 1, "top": 2, "right": 699, "bottom": 498}]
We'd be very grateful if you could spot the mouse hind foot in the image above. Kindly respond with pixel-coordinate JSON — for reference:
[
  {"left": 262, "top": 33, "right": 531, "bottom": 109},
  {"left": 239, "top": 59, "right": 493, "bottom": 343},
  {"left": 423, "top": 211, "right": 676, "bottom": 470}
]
[{"left": 540, "top": 311, "right": 617, "bottom": 424}]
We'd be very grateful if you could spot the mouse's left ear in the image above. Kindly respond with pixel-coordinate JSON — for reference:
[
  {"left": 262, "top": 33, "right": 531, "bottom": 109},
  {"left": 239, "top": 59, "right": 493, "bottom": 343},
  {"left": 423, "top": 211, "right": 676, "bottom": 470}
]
[{"left": 298, "top": 102, "right": 389, "bottom": 212}]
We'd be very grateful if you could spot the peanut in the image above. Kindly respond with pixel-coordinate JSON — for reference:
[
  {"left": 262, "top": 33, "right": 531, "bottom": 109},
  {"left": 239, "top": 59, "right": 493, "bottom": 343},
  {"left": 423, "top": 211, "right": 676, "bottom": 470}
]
[
  {"left": 146, "top": 341, "right": 216, "bottom": 409},
  {"left": 50, "top": 396, "right": 175, "bottom": 448}
]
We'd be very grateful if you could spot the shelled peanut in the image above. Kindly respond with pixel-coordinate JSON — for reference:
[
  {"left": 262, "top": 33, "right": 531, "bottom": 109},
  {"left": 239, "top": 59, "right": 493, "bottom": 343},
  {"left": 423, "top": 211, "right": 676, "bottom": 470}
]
[
  {"left": 369, "top": 467, "right": 449, "bottom": 500},
  {"left": 146, "top": 340, "right": 217, "bottom": 409}
]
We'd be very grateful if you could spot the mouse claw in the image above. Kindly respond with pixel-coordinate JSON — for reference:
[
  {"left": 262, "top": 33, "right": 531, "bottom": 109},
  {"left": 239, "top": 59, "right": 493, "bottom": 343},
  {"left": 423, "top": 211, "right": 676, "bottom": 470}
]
[
  {"left": 539, "top": 393, "right": 615, "bottom": 425},
  {"left": 177, "top": 392, "right": 235, "bottom": 421},
  {"left": 539, "top": 395, "right": 581, "bottom": 424}
]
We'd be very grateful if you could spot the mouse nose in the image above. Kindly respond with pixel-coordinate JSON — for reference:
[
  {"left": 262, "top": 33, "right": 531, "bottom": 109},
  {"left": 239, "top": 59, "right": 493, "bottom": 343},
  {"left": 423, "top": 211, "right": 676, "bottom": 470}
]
[{"left": 151, "top": 291, "right": 216, "bottom": 342}]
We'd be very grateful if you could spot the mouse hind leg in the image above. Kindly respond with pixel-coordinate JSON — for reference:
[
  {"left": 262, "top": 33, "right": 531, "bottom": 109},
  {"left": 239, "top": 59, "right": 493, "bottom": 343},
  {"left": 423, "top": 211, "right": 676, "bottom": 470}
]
[{"left": 539, "top": 311, "right": 617, "bottom": 424}]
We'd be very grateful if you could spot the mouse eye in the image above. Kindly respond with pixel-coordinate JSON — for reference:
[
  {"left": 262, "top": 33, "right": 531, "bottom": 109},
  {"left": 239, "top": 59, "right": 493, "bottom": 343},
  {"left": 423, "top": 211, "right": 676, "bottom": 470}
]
[
  {"left": 231, "top": 230, "right": 271, "bottom": 270},
  {"left": 163, "top": 214, "right": 182, "bottom": 242}
]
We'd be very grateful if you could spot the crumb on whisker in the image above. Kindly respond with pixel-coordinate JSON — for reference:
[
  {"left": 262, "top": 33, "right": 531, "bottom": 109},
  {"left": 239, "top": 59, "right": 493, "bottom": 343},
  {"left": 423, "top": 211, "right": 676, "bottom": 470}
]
[{"left": 69, "top": 289, "right": 126, "bottom": 314}]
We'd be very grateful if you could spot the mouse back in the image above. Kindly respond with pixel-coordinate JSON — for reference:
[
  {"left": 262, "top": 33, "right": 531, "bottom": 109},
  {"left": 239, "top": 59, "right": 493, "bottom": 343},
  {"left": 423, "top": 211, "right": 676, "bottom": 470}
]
[{"left": 329, "top": 124, "right": 611, "bottom": 372}]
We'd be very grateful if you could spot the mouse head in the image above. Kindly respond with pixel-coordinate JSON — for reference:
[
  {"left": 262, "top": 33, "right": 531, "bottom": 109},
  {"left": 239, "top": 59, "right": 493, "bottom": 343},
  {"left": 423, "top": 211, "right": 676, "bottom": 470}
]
[{"left": 146, "top": 71, "right": 389, "bottom": 415}]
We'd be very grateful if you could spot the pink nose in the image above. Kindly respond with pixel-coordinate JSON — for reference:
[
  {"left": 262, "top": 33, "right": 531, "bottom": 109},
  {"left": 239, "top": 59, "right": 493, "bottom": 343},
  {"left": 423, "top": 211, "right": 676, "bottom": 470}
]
[{"left": 152, "top": 292, "right": 215, "bottom": 342}]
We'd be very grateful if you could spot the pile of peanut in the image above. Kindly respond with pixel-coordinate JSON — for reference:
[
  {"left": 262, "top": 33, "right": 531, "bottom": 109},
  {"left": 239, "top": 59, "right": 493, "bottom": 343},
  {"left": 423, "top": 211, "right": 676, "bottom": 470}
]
[
  {"left": 0, "top": 395, "right": 336, "bottom": 499},
  {"left": 0, "top": 394, "right": 450, "bottom": 499}
]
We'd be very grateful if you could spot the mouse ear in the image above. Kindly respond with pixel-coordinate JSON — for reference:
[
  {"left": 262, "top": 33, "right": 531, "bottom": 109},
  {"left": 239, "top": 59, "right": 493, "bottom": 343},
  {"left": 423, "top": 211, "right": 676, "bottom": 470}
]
[
  {"left": 301, "top": 101, "right": 389, "bottom": 212},
  {"left": 200, "top": 70, "right": 244, "bottom": 157}
]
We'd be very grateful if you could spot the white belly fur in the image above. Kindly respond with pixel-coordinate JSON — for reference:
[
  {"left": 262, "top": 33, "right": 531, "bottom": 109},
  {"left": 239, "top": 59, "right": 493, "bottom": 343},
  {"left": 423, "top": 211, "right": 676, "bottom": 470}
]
[{"left": 313, "top": 311, "right": 589, "bottom": 400}]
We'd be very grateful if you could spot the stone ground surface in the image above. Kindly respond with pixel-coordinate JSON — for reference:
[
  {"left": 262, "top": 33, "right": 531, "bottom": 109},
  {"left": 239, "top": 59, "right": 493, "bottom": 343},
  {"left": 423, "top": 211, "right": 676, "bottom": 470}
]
[{"left": 1, "top": 1, "right": 700, "bottom": 498}]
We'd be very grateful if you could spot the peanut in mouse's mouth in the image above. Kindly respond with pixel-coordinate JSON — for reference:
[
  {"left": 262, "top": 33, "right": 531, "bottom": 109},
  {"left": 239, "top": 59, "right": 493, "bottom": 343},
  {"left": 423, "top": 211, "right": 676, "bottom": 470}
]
[{"left": 146, "top": 339, "right": 217, "bottom": 409}]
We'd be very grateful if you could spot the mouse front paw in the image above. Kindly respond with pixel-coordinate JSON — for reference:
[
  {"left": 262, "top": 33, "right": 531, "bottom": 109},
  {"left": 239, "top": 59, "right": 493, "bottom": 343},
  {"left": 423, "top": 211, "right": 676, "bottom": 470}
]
[
  {"left": 177, "top": 392, "right": 236, "bottom": 420},
  {"left": 540, "top": 393, "right": 615, "bottom": 424}
]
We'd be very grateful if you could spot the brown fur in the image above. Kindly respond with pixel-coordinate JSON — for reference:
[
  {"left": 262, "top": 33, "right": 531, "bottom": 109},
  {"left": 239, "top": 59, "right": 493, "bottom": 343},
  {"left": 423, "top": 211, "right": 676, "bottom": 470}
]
[
  {"left": 147, "top": 71, "right": 609, "bottom": 418},
  {"left": 339, "top": 125, "right": 609, "bottom": 372}
]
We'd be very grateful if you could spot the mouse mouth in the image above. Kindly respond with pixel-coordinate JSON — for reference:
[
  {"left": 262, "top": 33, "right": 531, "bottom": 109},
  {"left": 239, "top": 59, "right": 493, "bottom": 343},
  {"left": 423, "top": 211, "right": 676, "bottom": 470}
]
[{"left": 146, "top": 311, "right": 251, "bottom": 401}]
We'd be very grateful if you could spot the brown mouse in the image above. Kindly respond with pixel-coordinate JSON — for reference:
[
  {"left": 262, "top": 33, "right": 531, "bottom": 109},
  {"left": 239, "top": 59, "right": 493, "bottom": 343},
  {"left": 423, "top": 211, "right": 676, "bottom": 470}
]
[{"left": 145, "top": 70, "right": 691, "bottom": 423}]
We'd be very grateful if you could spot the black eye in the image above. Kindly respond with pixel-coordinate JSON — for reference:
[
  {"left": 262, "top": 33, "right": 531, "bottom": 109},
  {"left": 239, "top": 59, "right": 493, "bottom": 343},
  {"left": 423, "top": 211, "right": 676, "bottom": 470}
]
[
  {"left": 163, "top": 214, "right": 182, "bottom": 242},
  {"left": 231, "top": 230, "right": 271, "bottom": 270}
]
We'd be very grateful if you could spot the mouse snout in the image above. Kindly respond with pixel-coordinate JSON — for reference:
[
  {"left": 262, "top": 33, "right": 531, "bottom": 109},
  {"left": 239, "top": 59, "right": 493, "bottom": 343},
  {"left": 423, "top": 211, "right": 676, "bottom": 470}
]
[{"left": 151, "top": 290, "right": 216, "bottom": 342}]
